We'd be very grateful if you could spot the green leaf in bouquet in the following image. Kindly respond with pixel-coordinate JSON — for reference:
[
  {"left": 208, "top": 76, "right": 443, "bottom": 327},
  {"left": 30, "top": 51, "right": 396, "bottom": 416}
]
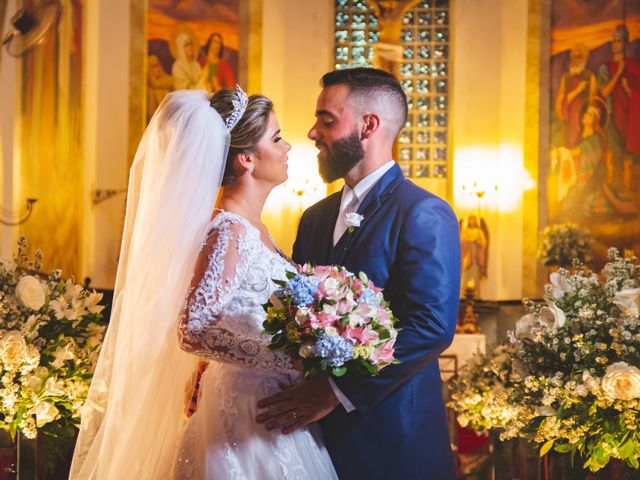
[
  {"left": 286, "top": 270, "right": 298, "bottom": 280},
  {"left": 540, "top": 438, "right": 554, "bottom": 456},
  {"left": 273, "top": 279, "right": 288, "bottom": 288},
  {"left": 332, "top": 366, "right": 347, "bottom": 377},
  {"left": 269, "top": 333, "right": 286, "bottom": 349},
  {"left": 378, "top": 329, "right": 390, "bottom": 340},
  {"left": 554, "top": 442, "right": 572, "bottom": 453},
  {"left": 619, "top": 437, "right": 635, "bottom": 459}
]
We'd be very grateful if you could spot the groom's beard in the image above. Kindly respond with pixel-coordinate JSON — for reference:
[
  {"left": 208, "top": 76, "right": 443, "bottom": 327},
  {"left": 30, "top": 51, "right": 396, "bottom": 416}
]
[{"left": 317, "top": 130, "right": 365, "bottom": 183}]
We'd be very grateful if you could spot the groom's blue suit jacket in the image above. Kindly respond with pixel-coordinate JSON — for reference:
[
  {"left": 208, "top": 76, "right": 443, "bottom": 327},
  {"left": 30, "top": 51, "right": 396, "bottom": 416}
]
[{"left": 293, "top": 164, "right": 461, "bottom": 480}]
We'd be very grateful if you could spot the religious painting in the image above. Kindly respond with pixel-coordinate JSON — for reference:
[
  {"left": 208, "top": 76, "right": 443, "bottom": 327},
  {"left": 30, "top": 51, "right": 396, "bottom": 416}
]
[
  {"left": 146, "top": 0, "right": 240, "bottom": 122},
  {"left": 545, "top": 0, "right": 640, "bottom": 266}
]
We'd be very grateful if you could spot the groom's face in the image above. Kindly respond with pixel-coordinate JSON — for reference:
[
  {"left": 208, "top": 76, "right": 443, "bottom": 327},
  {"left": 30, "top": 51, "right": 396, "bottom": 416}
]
[{"left": 308, "top": 85, "right": 364, "bottom": 183}]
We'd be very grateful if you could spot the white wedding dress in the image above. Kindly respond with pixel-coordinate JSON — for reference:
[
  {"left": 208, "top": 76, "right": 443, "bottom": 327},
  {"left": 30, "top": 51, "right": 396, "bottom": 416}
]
[{"left": 175, "top": 210, "right": 337, "bottom": 479}]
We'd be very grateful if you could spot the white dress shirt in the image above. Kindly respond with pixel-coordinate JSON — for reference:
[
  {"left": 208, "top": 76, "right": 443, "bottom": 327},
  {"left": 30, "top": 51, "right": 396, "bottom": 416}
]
[
  {"left": 328, "top": 160, "right": 396, "bottom": 412},
  {"left": 332, "top": 160, "right": 396, "bottom": 245}
]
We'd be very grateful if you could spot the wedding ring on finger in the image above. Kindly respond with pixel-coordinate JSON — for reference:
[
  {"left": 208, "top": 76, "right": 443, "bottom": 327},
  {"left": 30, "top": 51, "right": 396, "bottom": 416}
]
[{"left": 291, "top": 410, "right": 298, "bottom": 419}]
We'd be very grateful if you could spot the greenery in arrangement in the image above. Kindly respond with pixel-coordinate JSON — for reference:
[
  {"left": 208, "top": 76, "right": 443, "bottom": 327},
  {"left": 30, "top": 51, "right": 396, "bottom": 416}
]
[
  {"left": 537, "top": 222, "right": 592, "bottom": 268},
  {"left": 0, "top": 237, "right": 107, "bottom": 468},
  {"left": 449, "top": 248, "right": 640, "bottom": 472}
]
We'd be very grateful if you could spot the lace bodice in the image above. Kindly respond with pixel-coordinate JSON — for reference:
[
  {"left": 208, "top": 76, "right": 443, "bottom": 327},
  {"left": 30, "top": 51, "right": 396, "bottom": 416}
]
[{"left": 178, "top": 211, "right": 296, "bottom": 373}]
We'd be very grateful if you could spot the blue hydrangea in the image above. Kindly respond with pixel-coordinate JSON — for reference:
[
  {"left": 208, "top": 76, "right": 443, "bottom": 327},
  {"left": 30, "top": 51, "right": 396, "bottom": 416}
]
[
  {"left": 284, "top": 274, "right": 320, "bottom": 307},
  {"left": 314, "top": 335, "right": 355, "bottom": 367},
  {"left": 358, "top": 288, "right": 378, "bottom": 307}
]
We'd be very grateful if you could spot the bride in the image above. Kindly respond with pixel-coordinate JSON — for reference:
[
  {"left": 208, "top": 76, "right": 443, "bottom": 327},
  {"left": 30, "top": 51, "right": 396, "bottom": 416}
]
[{"left": 70, "top": 87, "right": 337, "bottom": 479}]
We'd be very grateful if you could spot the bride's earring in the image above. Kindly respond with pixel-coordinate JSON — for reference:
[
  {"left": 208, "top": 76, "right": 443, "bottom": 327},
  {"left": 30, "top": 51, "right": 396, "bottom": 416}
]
[{"left": 247, "top": 165, "right": 254, "bottom": 175}]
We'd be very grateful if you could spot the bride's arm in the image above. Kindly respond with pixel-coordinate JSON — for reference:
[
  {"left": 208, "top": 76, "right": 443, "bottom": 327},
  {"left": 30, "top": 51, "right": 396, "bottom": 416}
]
[{"left": 178, "top": 220, "right": 295, "bottom": 374}]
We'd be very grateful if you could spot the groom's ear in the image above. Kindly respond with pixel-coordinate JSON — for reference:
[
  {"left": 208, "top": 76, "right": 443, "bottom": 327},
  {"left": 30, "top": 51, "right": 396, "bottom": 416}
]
[{"left": 360, "top": 113, "right": 380, "bottom": 140}]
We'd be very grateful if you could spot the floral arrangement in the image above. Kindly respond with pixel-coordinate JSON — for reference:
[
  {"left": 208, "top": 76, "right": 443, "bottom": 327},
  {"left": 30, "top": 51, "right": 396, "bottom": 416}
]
[
  {"left": 0, "top": 237, "right": 106, "bottom": 441},
  {"left": 449, "top": 248, "right": 640, "bottom": 472},
  {"left": 537, "top": 222, "right": 592, "bottom": 267},
  {"left": 263, "top": 264, "right": 399, "bottom": 378}
]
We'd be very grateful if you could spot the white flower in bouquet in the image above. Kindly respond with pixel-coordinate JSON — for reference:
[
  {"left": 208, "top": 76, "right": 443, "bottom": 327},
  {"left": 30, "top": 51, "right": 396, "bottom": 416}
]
[
  {"left": 538, "top": 304, "right": 566, "bottom": 330},
  {"left": 42, "top": 376, "right": 66, "bottom": 397},
  {"left": 28, "top": 400, "right": 60, "bottom": 428},
  {"left": 51, "top": 343, "right": 76, "bottom": 369},
  {"left": 535, "top": 405, "right": 557, "bottom": 417},
  {"left": 581, "top": 370, "right": 602, "bottom": 394},
  {"left": 601, "top": 362, "right": 640, "bottom": 401},
  {"left": 515, "top": 314, "right": 537, "bottom": 339},
  {"left": 549, "top": 271, "right": 573, "bottom": 299},
  {"left": 84, "top": 291, "right": 106, "bottom": 315},
  {"left": 0, "top": 331, "right": 29, "bottom": 367},
  {"left": 86, "top": 322, "right": 107, "bottom": 348},
  {"left": 15, "top": 275, "right": 47, "bottom": 311},
  {"left": 23, "top": 368, "right": 48, "bottom": 394},
  {"left": 613, "top": 287, "right": 640, "bottom": 318}
]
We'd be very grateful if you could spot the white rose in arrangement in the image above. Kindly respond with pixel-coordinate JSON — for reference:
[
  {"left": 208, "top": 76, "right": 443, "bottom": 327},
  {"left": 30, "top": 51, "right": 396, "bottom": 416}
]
[
  {"left": 601, "top": 362, "right": 640, "bottom": 401},
  {"left": 15, "top": 275, "right": 47, "bottom": 311},
  {"left": 515, "top": 314, "right": 537, "bottom": 339},
  {"left": 613, "top": 288, "right": 640, "bottom": 318},
  {"left": 538, "top": 304, "right": 566, "bottom": 330},
  {"left": 28, "top": 400, "right": 60, "bottom": 428},
  {"left": 0, "top": 330, "right": 28, "bottom": 366}
]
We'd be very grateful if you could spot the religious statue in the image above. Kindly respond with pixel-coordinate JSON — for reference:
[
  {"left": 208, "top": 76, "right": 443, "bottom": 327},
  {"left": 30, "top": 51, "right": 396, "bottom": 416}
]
[
  {"left": 367, "top": 0, "right": 421, "bottom": 77},
  {"left": 460, "top": 215, "right": 488, "bottom": 297}
]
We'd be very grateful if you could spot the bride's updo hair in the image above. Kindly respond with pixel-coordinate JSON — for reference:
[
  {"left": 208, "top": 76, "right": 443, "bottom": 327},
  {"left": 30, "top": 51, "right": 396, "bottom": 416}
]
[{"left": 210, "top": 88, "right": 273, "bottom": 185}]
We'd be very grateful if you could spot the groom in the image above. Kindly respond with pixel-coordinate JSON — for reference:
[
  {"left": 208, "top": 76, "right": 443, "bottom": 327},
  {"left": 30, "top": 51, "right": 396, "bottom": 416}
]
[{"left": 257, "top": 68, "right": 461, "bottom": 479}]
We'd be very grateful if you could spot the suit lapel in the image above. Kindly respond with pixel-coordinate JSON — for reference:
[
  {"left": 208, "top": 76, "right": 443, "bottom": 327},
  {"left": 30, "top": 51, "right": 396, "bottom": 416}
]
[
  {"left": 331, "top": 163, "right": 405, "bottom": 265},
  {"left": 320, "top": 190, "right": 343, "bottom": 264}
]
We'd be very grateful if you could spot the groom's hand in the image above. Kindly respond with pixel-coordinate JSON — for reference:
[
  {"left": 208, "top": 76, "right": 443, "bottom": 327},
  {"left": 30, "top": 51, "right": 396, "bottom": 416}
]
[{"left": 256, "top": 377, "right": 340, "bottom": 434}]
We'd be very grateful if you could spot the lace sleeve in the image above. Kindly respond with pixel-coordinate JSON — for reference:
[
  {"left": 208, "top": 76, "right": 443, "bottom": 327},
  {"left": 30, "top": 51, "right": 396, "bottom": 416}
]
[{"left": 178, "top": 219, "right": 294, "bottom": 374}]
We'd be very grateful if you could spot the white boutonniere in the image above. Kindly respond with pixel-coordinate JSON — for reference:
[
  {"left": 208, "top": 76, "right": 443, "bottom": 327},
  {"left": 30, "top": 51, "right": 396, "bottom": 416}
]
[{"left": 345, "top": 212, "right": 364, "bottom": 233}]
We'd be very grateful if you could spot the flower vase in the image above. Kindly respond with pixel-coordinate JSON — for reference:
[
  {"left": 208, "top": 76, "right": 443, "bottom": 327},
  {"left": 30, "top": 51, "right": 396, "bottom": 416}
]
[{"left": 0, "top": 431, "right": 44, "bottom": 480}]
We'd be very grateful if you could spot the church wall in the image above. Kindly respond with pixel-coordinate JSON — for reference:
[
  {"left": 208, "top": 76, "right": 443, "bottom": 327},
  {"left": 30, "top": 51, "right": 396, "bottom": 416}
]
[{"left": 2, "top": 0, "right": 535, "bottom": 300}]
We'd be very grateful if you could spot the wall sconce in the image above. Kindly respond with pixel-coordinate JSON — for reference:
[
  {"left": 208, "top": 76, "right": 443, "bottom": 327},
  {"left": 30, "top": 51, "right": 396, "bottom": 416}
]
[{"left": 0, "top": 198, "right": 37, "bottom": 226}]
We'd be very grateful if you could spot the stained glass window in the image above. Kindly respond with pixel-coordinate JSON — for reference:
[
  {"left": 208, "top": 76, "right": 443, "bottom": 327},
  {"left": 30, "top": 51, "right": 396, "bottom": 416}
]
[{"left": 334, "top": 0, "right": 450, "bottom": 180}]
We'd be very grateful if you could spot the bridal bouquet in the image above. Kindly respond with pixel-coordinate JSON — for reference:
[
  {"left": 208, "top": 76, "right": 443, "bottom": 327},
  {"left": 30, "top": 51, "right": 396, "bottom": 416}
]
[
  {"left": 263, "top": 264, "right": 399, "bottom": 378},
  {"left": 0, "top": 237, "right": 106, "bottom": 441},
  {"left": 449, "top": 249, "right": 640, "bottom": 472}
]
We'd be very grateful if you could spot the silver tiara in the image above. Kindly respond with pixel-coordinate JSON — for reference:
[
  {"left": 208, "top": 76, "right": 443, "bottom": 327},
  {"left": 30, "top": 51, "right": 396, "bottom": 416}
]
[{"left": 224, "top": 84, "right": 249, "bottom": 132}]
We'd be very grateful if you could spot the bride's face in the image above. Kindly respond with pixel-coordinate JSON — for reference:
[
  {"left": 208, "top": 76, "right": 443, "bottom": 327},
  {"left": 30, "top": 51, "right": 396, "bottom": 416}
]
[{"left": 252, "top": 112, "right": 291, "bottom": 186}]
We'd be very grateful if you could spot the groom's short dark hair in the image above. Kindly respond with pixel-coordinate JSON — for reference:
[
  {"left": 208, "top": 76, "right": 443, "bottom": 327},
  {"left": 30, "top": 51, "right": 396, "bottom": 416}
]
[{"left": 321, "top": 68, "right": 408, "bottom": 138}]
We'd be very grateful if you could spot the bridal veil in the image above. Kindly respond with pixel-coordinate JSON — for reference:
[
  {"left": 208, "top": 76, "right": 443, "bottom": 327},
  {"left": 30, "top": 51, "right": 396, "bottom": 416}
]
[{"left": 70, "top": 90, "right": 229, "bottom": 479}]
